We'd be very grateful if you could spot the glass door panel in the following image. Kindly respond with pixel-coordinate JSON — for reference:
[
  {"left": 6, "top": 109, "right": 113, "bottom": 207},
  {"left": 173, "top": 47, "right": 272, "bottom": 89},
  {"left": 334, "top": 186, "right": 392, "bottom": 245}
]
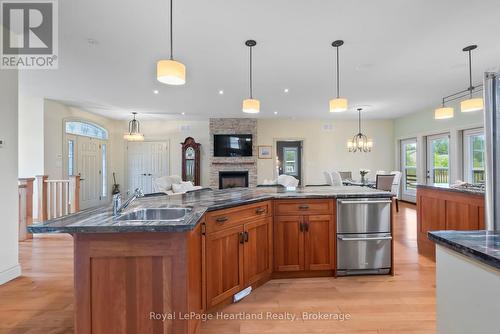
[
  {"left": 427, "top": 134, "right": 450, "bottom": 185},
  {"left": 401, "top": 138, "right": 417, "bottom": 200}
]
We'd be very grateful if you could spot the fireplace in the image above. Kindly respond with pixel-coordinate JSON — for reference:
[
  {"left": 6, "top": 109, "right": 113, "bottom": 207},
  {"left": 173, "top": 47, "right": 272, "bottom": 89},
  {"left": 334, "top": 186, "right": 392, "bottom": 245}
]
[{"left": 219, "top": 171, "right": 249, "bottom": 189}]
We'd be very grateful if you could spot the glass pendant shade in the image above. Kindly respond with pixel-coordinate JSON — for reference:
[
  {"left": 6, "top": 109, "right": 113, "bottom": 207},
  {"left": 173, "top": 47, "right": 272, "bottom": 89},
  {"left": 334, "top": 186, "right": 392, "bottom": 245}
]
[
  {"left": 157, "top": 60, "right": 186, "bottom": 85},
  {"left": 460, "top": 98, "right": 483, "bottom": 112},
  {"left": 242, "top": 98, "right": 260, "bottom": 114},
  {"left": 434, "top": 106, "right": 454, "bottom": 119},
  {"left": 329, "top": 98, "right": 348, "bottom": 113},
  {"left": 124, "top": 114, "right": 144, "bottom": 141}
]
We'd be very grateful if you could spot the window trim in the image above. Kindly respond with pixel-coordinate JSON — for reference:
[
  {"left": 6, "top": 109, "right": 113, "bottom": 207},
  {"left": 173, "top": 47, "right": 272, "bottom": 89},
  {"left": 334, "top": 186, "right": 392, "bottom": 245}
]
[{"left": 463, "top": 127, "right": 485, "bottom": 184}]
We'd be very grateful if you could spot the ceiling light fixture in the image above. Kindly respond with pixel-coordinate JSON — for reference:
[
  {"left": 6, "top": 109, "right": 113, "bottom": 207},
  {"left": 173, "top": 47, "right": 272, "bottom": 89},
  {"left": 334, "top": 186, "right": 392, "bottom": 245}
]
[
  {"left": 329, "top": 40, "right": 348, "bottom": 113},
  {"left": 284, "top": 88, "right": 289, "bottom": 93},
  {"left": 242, "top": 40, "right": 260, "bottom": 114},
  {"left": 218, "top": 90, "right": 224, "bottom": 95},
  {"left": 157, "top": 0, "right": 186, "bottom": 85},
  {"left": 434, "top": 45, "right": 483, "bottom": 119},
  {"left": 153, "top": 90, "right": 159, "bottom": 94},
  {"left": 347, "top": 108, "right": 372, "bottom": 153},
  {"left": 124, "top": 112, "right": 144, "bottom": 141}
]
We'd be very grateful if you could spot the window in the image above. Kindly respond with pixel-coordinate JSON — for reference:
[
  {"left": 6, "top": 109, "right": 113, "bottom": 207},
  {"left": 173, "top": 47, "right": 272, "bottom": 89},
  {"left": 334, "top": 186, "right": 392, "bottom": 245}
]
[
  {"left": 284, "top": 147, "right": 298, "bottom": 175},
  {"left": 65, "top": 121, "right": 108, "bottom": 140},
  {"left": 68, "top": 140, "right": 75, "bottom": 176},
  {"left": 101, "top": 144, "right": 107, "bottom": 197},
  {"left": 463, "top": 128, "right": 485, "bottom": 184},
  {"left": 427, "top": 134, "right": 450, "bottom": 185}
]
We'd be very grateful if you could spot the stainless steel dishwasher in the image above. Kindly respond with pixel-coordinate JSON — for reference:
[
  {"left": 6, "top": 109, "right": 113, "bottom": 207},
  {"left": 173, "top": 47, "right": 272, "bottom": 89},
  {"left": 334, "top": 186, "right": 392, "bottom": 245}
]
[{"left": 336, "top": 198, "right": 392, "bottom": 276}]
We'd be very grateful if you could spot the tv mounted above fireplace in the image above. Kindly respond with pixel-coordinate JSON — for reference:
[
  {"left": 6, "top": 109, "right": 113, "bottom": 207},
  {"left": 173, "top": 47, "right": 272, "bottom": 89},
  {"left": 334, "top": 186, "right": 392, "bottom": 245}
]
[{"left": 213, "top": 134, "right": 253, "bottom": 157}]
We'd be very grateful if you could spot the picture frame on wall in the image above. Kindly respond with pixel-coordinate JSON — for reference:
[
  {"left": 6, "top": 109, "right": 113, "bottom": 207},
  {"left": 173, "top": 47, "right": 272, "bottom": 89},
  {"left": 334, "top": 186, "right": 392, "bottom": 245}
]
[{"left": 258, "top": 145, "right": 272, "bottom": 159}]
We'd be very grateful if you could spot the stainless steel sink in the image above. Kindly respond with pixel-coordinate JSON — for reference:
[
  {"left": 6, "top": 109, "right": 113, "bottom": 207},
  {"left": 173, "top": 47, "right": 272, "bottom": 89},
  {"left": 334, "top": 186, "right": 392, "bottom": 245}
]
[{"left": 115, "top": 208, "right": 191, "bottom": 222}]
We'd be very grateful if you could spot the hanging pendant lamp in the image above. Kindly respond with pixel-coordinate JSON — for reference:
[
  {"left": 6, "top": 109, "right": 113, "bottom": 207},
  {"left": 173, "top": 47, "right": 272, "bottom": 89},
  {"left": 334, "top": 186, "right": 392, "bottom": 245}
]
[
  {"left": 347, "top": 108, "right": 372, "bottom": 152},
  {"left": 434, "top": 98, "right": 454, "bottom": 120},
  {"left": 157, "top": 0, "right": 186, "bottom": 85},
  {"left": 329, "top": 40, "right": 348, "bottom": 113},
  {"left": 124, "top": 112, "right": 145, "bottom": 141},
  {"left": 242, "top": 40, "right": 260, "bottom": 114},
  {"left": 461, "top": 45, "right": 483, "bottom": 112}
]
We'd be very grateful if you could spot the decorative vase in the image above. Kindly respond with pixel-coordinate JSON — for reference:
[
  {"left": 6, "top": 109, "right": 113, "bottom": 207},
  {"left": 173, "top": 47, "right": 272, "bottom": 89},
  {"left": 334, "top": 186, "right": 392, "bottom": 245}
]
[{"left": 360, "top": 174, "right": 366, "bottom": 184}]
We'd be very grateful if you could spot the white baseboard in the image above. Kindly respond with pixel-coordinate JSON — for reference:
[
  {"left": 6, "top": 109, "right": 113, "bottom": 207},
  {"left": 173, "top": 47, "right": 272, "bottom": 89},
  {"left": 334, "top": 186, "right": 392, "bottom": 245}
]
[{"left": 0, "top": 264, "right": 21, "bottom": 285}]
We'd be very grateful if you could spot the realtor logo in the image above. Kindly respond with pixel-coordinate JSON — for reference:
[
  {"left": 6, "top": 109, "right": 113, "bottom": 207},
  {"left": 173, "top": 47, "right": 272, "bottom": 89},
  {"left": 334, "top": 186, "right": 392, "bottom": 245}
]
[{"left": 1, "top": 0, "right": 58, "bottom": 69}]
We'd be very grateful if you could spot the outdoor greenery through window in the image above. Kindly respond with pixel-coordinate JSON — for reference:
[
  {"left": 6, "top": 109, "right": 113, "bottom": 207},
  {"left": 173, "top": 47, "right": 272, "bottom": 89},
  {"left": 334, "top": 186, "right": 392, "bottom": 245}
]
[
  {"left": 284, "top": 148, "right": 298, "bottom": 176},
  {"left": 464, "top": 129, "right": 485, "bottom": 184},
  {"left": 430, "top": 136, "right": 449, "bottom": 185},
  {"left": 404, "top": 142, "right": 417, "bottom": 191}
]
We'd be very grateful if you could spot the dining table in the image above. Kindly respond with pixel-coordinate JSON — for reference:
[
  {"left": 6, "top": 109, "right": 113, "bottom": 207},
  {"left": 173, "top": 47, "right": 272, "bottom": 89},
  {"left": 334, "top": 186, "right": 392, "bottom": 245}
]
[{"left": 342, "top": 179, "right": 377, "bottom": 188}]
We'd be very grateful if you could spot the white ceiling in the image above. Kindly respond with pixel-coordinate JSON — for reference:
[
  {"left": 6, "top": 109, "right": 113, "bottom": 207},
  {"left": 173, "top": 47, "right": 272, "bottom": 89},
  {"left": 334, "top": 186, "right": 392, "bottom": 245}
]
[{"left": 19, "top": 0, "right": 500, "bottom": 120}]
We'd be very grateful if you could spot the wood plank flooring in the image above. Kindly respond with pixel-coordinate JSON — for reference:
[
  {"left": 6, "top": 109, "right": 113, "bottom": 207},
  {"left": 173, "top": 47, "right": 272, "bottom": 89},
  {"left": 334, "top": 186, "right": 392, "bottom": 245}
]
[{"left": 0, "top": 202, "right": 436, "bottom": 334}]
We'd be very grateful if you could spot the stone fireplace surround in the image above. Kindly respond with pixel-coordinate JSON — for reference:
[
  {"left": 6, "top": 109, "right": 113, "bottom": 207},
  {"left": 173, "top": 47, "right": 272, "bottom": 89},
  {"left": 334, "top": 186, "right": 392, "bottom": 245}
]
[{"left": 209, "top": 118, "right": 258, "bottom": 189}]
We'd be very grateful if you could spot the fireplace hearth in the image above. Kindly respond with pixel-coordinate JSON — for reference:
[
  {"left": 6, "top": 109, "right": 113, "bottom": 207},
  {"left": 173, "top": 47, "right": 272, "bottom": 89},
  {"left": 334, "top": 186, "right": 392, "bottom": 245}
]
[{"left": 219, "top": 171, "right": 249, "bottom": 189}]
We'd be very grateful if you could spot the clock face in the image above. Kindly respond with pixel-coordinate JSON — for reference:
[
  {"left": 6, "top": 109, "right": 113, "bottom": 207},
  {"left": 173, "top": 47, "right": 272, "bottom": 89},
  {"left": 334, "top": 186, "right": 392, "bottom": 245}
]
[{"left": 185, "top": 147, "right": 195, "bottom": 160}]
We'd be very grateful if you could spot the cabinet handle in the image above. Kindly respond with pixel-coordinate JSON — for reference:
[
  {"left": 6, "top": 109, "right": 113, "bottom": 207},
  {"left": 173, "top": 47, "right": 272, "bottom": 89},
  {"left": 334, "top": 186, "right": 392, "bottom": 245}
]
[
  {"left": 215, "top": 217, "right": 228, "bottom": 225},
  {"left": 299, "top": 222, "right": 304, "bottom": 232},
  {"left": 244, "top": 231, "right": 249, "bottom": 242},
  {"left": 239, "top": 232, "right": 245, "bottom": 244},
  {"left": 255, "top": 208, "right": 266, "bottom": 214},
  {"left": 304, "top": 222, "right": 309, "bottom": 232},
  {"left": 298, "top": 204, "right": 309, "bottom": 210}
]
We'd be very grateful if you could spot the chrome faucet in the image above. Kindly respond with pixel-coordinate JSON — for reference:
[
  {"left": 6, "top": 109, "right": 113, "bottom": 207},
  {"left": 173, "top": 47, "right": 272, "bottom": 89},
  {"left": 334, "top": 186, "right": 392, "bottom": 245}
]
[{"left": 113, "top": 188, "right": 144, "bottom": 216}]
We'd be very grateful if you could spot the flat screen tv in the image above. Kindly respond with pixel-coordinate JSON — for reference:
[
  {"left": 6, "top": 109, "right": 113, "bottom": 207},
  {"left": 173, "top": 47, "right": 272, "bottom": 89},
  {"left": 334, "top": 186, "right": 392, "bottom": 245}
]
[{"left": 214, "top": 134, "right": 253, "bottom": 157}]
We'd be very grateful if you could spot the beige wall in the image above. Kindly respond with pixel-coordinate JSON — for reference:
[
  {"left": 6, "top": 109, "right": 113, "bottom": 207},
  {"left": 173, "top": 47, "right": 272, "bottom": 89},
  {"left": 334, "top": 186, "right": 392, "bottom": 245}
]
[
  {"left": 0, "top": 67, "right": 21, "bottom": 284},
  {"left": 257, "top": 119, "right": 395, "bottom": 185}
]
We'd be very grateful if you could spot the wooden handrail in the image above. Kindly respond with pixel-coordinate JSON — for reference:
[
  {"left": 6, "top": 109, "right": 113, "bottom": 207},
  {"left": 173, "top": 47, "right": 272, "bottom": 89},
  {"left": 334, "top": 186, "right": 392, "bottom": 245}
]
[
  {"left": 36, "top": 175, "right": 48, "bottom": 222},
  {"left": 18, "top": 178, "right": 35, "bottom": 241},
  {"left": 36, "top": 175, "right": 80, "bottom": 221}
]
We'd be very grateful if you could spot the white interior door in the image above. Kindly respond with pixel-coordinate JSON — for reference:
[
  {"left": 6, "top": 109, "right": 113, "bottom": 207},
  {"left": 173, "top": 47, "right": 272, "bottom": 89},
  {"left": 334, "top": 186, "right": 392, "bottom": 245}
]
[
  {"left": 77, "top": 136, "right": 103, "bottom": 209},
  {"left": 400, "top": 138, "right": 417, "bottom": 202},
  {"left": 127, "top": 142, "right": 169, "bottom": 194}
]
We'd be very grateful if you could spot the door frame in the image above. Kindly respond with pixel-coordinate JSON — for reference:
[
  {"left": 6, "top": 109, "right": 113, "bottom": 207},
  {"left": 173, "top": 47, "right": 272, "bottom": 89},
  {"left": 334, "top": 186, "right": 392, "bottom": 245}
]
[
  {"left": 125, "top": 140, "right": 170, "bottom": 194},
  {"left": 426, "top": 133, "right": 451, "bottom": 185},
  {"left": 273, "top": 138, "right": 305, "bottom": 185},
  {"left": 400, "top": 138, "right": 418, "bottom": 202}
]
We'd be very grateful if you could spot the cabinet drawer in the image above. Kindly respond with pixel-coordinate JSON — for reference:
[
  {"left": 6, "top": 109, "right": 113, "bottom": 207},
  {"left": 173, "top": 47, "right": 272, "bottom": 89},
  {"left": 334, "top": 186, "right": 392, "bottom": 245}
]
[
  {"left": 206, "top": 201, "right": 272, "bottom": 233},
  {"left": 275, "top": 200, "right": 333, "bottom": 216}
]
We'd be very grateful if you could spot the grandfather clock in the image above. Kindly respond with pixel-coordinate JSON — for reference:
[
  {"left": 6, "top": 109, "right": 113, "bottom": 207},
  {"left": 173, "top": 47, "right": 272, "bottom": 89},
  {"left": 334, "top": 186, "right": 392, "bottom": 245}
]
[{"left": 181, "top": 137, "right": 201, "bottom": 186}]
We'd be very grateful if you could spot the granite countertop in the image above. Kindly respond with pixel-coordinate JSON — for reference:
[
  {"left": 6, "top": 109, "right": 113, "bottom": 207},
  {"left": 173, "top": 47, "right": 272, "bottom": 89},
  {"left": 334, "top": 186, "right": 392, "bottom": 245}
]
[
  {"left": 28, "top": 186, "right": 392, "bottom": 234},
  {"left": 417, "top": 183, "right": 484, "bottom": 196},
  {"left": 428, "top": 230, "right": 500, "bottom": 270}
]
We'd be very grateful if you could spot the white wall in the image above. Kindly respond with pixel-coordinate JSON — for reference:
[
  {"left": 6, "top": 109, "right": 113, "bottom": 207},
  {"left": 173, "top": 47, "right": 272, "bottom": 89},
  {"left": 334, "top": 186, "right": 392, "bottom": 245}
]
[
  {"left": 257, "top": 119, "right": 395, "bottom": 185},
  {"left": 118, "top": 119, "right": 210, "bottom": 189},
  {"left": 18, "top": 95, "right": 44, "bottom": 178},
  {"left": 394, "top": 101, "right": 484, "bottom": 185},
  {"left": 0, "top": 69, "right": 21, "bottom": 285}
]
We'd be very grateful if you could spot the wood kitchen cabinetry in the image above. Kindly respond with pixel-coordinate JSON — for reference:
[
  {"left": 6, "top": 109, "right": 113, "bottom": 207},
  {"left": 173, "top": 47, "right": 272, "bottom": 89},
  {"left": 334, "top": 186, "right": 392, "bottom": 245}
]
[
  {"left": 204, "top": 201, "right": 273, "bottom": 310},
  {"left": 417, "top": 186, "right": 485, "bottom": 260},
  {"left": 273, "top": 200, "right": 335, "bottom": 275}
]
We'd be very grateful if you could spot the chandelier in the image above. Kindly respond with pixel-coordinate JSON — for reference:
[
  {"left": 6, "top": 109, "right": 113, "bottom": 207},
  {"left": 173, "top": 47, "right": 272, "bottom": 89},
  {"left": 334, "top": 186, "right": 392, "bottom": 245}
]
[{"left": 348, "top": 108, "right": 373, "bottom": 153}]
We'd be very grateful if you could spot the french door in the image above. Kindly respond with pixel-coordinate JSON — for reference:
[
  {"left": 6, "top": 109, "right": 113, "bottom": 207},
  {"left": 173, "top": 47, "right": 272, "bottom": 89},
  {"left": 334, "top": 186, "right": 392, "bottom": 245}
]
[
  {"left": 426, "top": 133, "right": 450, "bottom": 185},
  {"left": 76, "top": 136, "right": 107, "bottom": 209},
  {"left": 127, "top": 142, "right": 169, "bottom": 194},
  {"left": 400, "top": 138, "right": 417, "bottom": 202}
]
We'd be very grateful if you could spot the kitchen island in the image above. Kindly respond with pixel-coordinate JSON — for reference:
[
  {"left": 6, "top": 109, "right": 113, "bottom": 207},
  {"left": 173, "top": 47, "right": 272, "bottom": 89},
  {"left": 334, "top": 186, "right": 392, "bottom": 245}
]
[
  {"left": 428, "top": 230, "right": 500, "bottom": 334},
  {"left": 29, "top": 186, "right": 393, "bottom": 334}
]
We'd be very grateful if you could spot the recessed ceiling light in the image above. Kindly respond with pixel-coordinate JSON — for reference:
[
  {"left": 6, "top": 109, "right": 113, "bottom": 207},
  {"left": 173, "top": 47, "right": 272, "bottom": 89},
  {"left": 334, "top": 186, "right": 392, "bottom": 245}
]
[
  {"left": 274, "top": 111, "right": 278, "bottom": 115},
  {"left": 218, "top": 90, "right": 224, "bottom": 95},
  {"left": 181, "top": 112, "right": 185, "bottom": 115},
  {"left": 153, "top": 90, "right": 159, "bottom": 94},
  {"left": 284, "top": 88, "right": 289, "bottom": 93}
]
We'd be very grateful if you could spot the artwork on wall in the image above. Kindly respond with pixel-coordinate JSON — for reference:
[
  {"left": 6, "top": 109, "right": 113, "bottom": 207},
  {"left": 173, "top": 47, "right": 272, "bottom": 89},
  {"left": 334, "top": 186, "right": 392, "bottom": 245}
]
[{"left": 258, "top": 146, "right": 272, "bottom": 159}]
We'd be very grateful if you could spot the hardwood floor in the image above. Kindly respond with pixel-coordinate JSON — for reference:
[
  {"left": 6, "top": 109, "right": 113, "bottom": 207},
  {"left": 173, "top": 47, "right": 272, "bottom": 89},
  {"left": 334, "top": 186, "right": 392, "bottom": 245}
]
[{"left": 0, "top": 202, "right": 436, "bottom": 334}]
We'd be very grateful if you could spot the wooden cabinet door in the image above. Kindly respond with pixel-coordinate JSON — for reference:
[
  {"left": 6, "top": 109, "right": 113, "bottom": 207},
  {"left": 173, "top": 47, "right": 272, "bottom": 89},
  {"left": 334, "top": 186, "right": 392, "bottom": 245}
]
[
  {"left": 304, "top": 215, "right": 334, "bottom": 271},
  {"left": 243, "top": 217, "right": 273, "bottom": 286},
  {"left": 274, "top": 215, "right": 304, "bottom": 272},
  {"left": 205, "top": 225, "right": 244, "bottom": 309}
]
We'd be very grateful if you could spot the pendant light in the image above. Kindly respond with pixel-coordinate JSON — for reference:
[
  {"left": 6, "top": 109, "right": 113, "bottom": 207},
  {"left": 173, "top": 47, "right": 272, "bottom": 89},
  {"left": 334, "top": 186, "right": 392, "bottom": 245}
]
[
  {"left": 329, "top": 40, "right": 348, "bottom": 113},
  {"left": 242, "top": 40, "right": 260, "bottom": 114},
  {"left": 157, "top": 0, "right": 186, "bottom": 85},
  {"left": 460, "top": 45, "right": 483, "bottom": 112},
  {"left": 347, "top": 108, "right": 373, "bottom": 153},
  {"left": 124, "top": 112, "right": 144, "bottom": 141},
  {"left": 434, "top": 44, "right": 483, "bottom": 119}
]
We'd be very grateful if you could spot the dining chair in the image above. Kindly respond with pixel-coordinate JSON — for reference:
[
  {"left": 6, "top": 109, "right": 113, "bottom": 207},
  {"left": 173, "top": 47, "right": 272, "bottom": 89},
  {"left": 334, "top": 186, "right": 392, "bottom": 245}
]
[
  {"left": 324, "top": 171, "right": 333, "bottom": 185},
  {"left": 330, "top": 171, "right": 344, "bottom": 187},
  {"left": 375, "top": 174, "right": 395, "bottom": 192},
  {"left": 390, "top": 171, "right": 402, "bottom": 212},
  {"left": 338, "top": 171, "right": 352, "bottom": 180},
  {"left": 376, "top": 170, "right": 387, "bottom": 176}
]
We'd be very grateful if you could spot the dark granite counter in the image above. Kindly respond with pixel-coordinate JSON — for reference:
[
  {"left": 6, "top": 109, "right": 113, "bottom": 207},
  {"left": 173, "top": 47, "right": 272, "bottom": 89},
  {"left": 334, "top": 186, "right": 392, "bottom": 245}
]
[
  {"left": 417, "top": 183, "right": 484, "bottom": 196},
  {"left": 428, "top": 230, "right": 500, "bottom": 270},
  {"left": 28, "top": 186, "right": 391, "bottom": 234}
]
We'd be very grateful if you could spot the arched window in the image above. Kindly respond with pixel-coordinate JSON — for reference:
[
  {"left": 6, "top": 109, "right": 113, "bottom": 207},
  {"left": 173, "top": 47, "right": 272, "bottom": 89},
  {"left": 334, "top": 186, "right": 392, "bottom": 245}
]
[{"left": 65, "top": 120, "right": 108, "bottom": 140}]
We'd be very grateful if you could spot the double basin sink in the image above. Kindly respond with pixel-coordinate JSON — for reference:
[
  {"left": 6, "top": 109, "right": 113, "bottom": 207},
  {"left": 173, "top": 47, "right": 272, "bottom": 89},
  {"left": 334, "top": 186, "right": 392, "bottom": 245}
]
[{"left": 115, "top": 208, "right": 192, "bottom": 225}]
